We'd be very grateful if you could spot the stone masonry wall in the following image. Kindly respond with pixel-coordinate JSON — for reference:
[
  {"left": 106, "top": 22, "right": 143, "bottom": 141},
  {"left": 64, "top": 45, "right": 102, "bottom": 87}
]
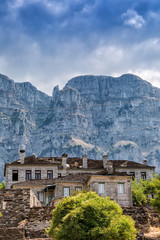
[
  {"left": 6, "top": 165, "right": 58, "bottom": 189},
  {"left": 0, "top": 227, "right": 25, "bottom": 240},
  {"left": 56, "top": 182, "right": 84, "bottom": 197},
  {"left": 117, "top": 168, "right": 154, "bottom": 181},
  {"left": 0, "top": 189, "right": 40, "bottom": 227},
  {"left": 87, "top": 176, "right": 132, "bottom": 207}
]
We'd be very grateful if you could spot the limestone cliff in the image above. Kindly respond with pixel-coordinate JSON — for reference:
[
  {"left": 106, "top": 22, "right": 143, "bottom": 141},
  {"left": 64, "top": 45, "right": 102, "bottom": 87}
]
[{"left": 0, "top": 73, "right": 160, "bottom": 181}]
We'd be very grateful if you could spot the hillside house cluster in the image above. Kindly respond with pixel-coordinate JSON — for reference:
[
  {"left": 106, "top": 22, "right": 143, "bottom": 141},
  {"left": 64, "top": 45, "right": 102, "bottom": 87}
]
[{"left": 4, "top": 150, "right": 155, "bottom": 207}]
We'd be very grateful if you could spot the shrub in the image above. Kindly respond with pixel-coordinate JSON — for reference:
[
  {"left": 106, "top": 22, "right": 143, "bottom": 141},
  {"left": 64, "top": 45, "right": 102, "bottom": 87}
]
[
  {"left": 0, "top": 181, "right": 6, "bottom": 189},
  {"left": 131, "top": 179, "right": 147, "bottom": 205},
  {"left": 47, "top": 191, "right": 137, "bottom": 240}
]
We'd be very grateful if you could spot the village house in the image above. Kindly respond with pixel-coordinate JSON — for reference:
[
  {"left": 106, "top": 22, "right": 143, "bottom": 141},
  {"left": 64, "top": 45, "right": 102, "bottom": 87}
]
[{"left": 4, "top": 150, "right": 155, "bottom": 207}]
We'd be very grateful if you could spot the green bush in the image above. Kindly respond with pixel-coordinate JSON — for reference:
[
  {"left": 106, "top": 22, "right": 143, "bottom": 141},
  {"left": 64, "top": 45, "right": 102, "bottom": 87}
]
[
  {"left": 131, "top": 173, "right": 160, "bottom": 213},
  {"left": 47, "top": 191, "right": 137, "bottom": 240},
  {"left": 131, "top": 179, "right": 147, "bottom": 205},
  {"left": 0, "top": 181, "right": 6, "bottom": 189},
  {"left": 149, "top": 173, "right": 160, "bottom": 213}
]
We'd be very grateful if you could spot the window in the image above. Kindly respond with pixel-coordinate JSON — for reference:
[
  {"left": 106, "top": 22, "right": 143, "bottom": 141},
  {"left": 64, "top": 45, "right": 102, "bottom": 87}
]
[
  {"left": 141, "top": 172, "right": 146, "bottom": 180},
  {"left": 118, "top": 183, "right": 124, "bottom": 194},
  {"left": 63, "top": 187, "right": 70, "bottom": 197},
  {"left": 58, "top": 173, "right": 61, "bottom": 178},
  {"left": 75, "top": 187, "right": 82, "bottom": 192},
  {"left": 47, "top": 170, "right": 53, "bottom": 179},
  {"left": 98, "top": 183, "right": 105, "bottom": 194},
  {"left": 26, "top": 170, "right": 31, "bottom": 181},
  {"left": 37, "top": 192, "right": 44, "bottom": 202},
  {"left": 130, "top": 172, "right": 135, "bottom": 180},
  {"left": 35, "top": 170, "right": 41, "bottom": 180},
  {"left": 12, "top": 170, "right": 18, "bottom": 181}
]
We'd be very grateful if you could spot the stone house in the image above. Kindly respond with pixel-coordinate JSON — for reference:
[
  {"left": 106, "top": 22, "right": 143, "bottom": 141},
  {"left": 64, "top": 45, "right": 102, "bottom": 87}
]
[{"left": 4, "top": 150, "right": 155, "bottom": 207}]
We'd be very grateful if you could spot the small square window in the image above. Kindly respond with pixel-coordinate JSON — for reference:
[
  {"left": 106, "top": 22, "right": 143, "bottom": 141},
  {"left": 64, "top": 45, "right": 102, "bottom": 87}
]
[
  {"left": 35, "top": 170, "right": 41, "bottom": 180},
  {"left": 47, "top": 170, "right": 53, "bottom": 179},
  {"left": 37, "top": 192, "right": 44, "bottom": 202},
  {"left": 141, "top": 172, "right": 146, "bottom": 180},
  {"left": 63, "top": 187, "right": 70, "bottom": 197},
  {"left": 130, "top": 172, "right": 135, "bottom": 180},
  {"left": 26, "top": 170, "right": 31, "bottom": 181},
  {"left": 98, "top": 183, "right": 105, "bottom": 194},
  {"left": 75, "top": 187, "right": 82, "bottom": 192},
  {"left": 118, "top": 183, "right": 124, "bottom": 194},
  {"left": 12, "top": 170, "right": 18, "bottom": 181}
]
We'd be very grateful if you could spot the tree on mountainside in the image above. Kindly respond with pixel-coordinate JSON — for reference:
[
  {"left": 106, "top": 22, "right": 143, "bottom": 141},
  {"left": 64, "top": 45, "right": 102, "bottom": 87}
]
[{"left": 47, "top": 191, "right": 137, "bottom": 240}]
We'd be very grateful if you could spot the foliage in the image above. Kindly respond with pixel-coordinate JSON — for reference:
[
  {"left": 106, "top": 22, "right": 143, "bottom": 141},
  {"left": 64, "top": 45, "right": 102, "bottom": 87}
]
[
  {"left": 0, "top": 181, "right": 5, "bottom": 189},
  {"left": 47, "top": 191, "right": 137, "bottom": 240},
  {"left": 0, "top": 212, "right": 3, "bottom": 218},
  {"left": 131, "top": 173, "right": 160, "bottom": 213},
  {"left": 149, "top": 173, "right": 160, "bottom": 213},
  {"left": 131, "top": 179, "right": 147, "bottom": 205}
]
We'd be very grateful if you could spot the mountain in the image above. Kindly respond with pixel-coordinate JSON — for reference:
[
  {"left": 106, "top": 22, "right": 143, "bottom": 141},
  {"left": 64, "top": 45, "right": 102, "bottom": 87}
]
[{"left": 0, "top": 73, "right": 160, "bottom": 181}]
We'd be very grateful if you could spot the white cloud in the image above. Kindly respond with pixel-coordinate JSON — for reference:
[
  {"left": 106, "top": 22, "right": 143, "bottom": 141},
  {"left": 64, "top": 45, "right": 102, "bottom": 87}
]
[
  {"left": 122, "top": 9, "right": 145, "bottom": 29},
  {"left": 129, "top": 69, "right": 160, "bottom": 89}
]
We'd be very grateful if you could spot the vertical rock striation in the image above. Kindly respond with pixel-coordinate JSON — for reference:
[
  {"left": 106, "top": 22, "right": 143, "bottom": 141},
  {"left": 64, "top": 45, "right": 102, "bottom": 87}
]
[{"left": 0, "top": 73, "right": 160, "bottom": 181}]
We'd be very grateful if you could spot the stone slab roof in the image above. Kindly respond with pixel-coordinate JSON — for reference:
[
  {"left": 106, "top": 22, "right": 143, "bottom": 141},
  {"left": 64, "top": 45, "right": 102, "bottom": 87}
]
[
  {"left": 6, "top": 156, "right": 154, "bottom": 169},
  {"left": 109, "top": 160, "right": 155, "bottom": 169}
]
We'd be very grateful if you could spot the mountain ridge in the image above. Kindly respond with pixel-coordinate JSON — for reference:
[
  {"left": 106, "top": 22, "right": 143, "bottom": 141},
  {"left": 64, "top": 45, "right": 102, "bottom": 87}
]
[{"left": 0, "top": 73, "right": 160, "bottom": 181}]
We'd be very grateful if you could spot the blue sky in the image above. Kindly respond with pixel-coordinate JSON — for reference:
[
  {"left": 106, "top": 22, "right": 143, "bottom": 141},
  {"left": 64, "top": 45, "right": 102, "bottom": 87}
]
[{"left": 1, "top": 0, "right": 160, "bottom": 95}]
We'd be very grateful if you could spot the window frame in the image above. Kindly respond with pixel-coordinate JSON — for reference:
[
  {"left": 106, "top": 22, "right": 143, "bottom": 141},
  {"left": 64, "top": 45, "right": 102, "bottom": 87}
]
[
  {"left": 26, "top": 170, "right": 32, "bottom": 181},
  {"left": 37, "top": 192, "right": 44, "bottom": 202},
  {"left": 75, "top": 186, "right": 82, "bottom": 192},
  {"left": 141, "top": 172, "right": 146, "bottom": 180},
  {"left": 98, "top": 182, "right": 105, "bottom": 194},
  {"left": 35, "top": 170, "right": 41, "bottom": 180},
  {"left": 130, "top": 172, "right": 135, "bottom": 180},
  {"left": 12, "top": 170, "right": 18, "bottom": 181},
  {"left": 63, "top": 187, "right": 70, "bottom": 197},
  {"left": 118, "top": 183, "right": 125, "bottom": 194},
  {"left": 47, "top": 170, "right": 53, "bottom": 179}
]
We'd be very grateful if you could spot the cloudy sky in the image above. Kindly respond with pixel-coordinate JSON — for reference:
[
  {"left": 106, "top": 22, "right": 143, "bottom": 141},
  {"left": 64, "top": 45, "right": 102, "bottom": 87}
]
[{"left": 1, "top": 0, "right": 160, "bottom": 95}]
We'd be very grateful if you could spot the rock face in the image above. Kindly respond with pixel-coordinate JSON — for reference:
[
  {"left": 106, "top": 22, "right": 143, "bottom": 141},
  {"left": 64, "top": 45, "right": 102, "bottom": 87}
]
[{"left": 0, "top": 73, "right": 160, "bottom": 181}]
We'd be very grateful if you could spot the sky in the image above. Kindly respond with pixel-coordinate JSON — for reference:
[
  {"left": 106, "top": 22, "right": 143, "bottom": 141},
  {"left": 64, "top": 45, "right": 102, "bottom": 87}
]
[{"left": 1, "top": 0, "right": 160, "bottom": 95}]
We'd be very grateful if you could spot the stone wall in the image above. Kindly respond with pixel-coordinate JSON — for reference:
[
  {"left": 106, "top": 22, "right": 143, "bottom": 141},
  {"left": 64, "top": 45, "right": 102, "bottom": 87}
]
[
  {"left": 117, "top": 168, "right": 154, "bottom": 181},
  {"left": 6, "top": 165, "right": 58, "bottom": 189},
  {"left": 0, "top": 227, "right": 25, "bottom": 240},
  {"left": 56, "top": 182, "right": 84, "bottom": 197},
  {"left": 0, "top": 189, "right": 40, "bottom": 227},
  {"left": 87, "top": 176, "right": 132, "bottom": 207}
]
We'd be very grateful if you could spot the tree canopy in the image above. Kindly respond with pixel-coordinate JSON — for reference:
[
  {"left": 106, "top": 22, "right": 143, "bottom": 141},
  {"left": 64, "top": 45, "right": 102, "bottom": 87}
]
[
  {"left": 131, "top": 173, "right": 160, "bottom": 213},
  {"left": 47, "top": 191, "right": 137, "bottom": 240}
]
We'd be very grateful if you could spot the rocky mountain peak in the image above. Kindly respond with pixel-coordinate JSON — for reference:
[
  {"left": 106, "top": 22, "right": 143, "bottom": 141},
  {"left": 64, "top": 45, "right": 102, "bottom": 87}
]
[{"left": 0, "top": 73, "right": 160, "bottom": 182}]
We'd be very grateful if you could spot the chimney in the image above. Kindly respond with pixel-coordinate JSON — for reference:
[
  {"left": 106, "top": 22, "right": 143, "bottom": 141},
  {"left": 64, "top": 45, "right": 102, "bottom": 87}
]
[
  {"left": 143, "top": 159, "right": 148, "bottom": 165},
  {"left": 107, "top": 161, "right": 114, "bottom": 174},
  {"left": 62, "top": 153, "right": 68, "bottom": 168},
  {"left": 82, "top": 155, "right": 87, "bottom": 168},
  {"left": 20, "top": 150, "right": 25, "bottom": 164},
  {"left": 103, "top": 155, "right": 108, "bottom": 168}
]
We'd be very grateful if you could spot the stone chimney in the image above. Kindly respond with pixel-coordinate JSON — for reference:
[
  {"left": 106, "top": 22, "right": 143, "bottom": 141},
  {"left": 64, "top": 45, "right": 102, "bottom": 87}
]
[
  {"left": 107, "top": 161, "right": 114, "bottom": 174},
  {"left": 82, "top": 155, "right": 87, "bottom": 168},
  {"left": 143, "top": 159, "right": 148, "bottom": 165},
  {"left": 20, "top": 150, "right": 25, "bottom": 164},
  {"left": 103, "top": 155, "right": 108, "bottom": 168},
  {"left": 62, "top": 153, "right": 68, "bottom": 168}
]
